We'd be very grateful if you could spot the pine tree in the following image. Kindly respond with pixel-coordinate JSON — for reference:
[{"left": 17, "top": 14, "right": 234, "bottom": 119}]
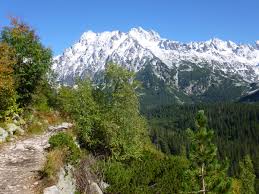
[
  {"left": 239, "top": 155, "right": 256, "bottom": 194},
  {"left": 186, "top": 110, "right": 231, "bottom": 193}
]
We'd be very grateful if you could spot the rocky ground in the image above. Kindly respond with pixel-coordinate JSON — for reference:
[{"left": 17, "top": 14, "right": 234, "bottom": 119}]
[{"left": 0, "top": 123, "right": 72, "bottom": 194}]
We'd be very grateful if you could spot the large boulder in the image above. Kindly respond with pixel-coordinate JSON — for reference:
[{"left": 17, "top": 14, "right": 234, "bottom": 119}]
[
  {"left": 44, "top": 165, "right": 76, "bottom": 194},
  {"left": 56, "top": 166, "right": 76, "bottom": 194},
  {"left": 12, "top": 114, "right": 25, "bottom": 126},
  {"left": 6, "top": 123, "right": 24, "bottom": 135},
  {"left": 90, "top": 182, "right": 103, "bottom": 194},
  {"left": 100, "top": 181, "right": 109, "bottom": 192},
  {"left": 48, "top": 122, "right": 73, "bottom": 132},
  {"left": 0, "top": 127, "right": 8, "bottom": 143},
  {"left": 43, "top": 186, "right": 60, "bottom": 194}
]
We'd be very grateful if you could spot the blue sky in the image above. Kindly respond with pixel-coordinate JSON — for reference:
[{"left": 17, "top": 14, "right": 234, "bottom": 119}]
[{"left": 1, "top": 0, "right": 259, "bottom": 55}]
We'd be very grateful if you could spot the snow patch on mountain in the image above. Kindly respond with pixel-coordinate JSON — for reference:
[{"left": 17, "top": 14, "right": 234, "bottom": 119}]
[{"left": 53, "top": 27, "right": 259, "bottom": 85}]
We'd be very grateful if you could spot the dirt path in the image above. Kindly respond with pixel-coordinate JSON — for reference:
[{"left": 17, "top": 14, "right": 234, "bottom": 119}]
[{"left": 0, "top": 123, "right": 71, "bottom": 194}]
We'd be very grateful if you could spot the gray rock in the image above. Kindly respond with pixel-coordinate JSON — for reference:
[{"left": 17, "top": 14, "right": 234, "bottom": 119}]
[
  {"left": 60, "top": 122, "right": 73, "bottom": 129},
  {"left": 48, "top": 122, "right": 73, "bottom": 132},
  {"left": 12, "top": 113, "right": 20, "bottom": 121},
  {"left": 0, "top": 127, "right": 8, "bottom": 143},
  {"left": 6, "top": 123, "right": 24, "bottom": 135},
  {"left": 90, "top": 182, "right": 103, "bottom": 194},
  {"left": 43, "top": 185, "right": 60, "bottom": 194},
  {"left": 14, "top": 144, "right": 25, "bottom": 151},
  {"left": 47, "top": 126, "right": 56, "bottom": 131},
  {"left": 12, "top": 114, "right": 26, "bottom": 126},
  {"left": 43, "top": 165, "right": 75, "bottom": 194},
  {"left": 56, "top": 166, "right": 76, "bottom": 194},
  {"left": 13, "top": 119, "right": 19, "bottom": 124},
  {"left": 100, "top": 181, "right": 109, "bottom": 191}
]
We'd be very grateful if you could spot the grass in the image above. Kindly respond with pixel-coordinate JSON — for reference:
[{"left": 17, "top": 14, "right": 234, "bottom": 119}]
[
  {"left": 25, "top": 109, "right": 66, "bottom": 135},
  {"left": 34, "top": 110, "right": 64, "bottom": 125},
  {"left": 40, "top": 132, "right": 80, "bottom": 190},
  {"left": 26, "top": 121, "right": 45, "bottom": 135},
  {"left": 41, "top": 148, "right": 66, "bottom": 184}
]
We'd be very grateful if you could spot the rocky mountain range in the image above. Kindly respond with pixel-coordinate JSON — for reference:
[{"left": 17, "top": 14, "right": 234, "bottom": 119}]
[{"left": 53, "top": 27, "right": 259, "bottom": 106}]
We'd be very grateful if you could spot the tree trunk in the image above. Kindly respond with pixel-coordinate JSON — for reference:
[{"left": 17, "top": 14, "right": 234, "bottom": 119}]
[{"left": 201, "top": 163, "right": 206, "bottom": 194}]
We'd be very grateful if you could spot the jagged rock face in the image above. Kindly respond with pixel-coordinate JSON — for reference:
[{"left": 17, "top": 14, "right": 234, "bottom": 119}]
[{"left": 53, "top": 27, "right": 259, "bottom": 104}]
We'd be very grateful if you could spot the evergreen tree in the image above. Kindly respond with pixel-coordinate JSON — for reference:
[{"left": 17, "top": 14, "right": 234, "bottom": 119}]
[
  {"left": 144, "top": 103, "right": 259, "bottom": 180},
  {"left": 1, "top": 17, "right": 52, "bottom": 106},
  {"left": 239, "top": 155, "right": 256, "bottom": 194},
  {"left": 186, "top": 110, "right": 231, "bottom": 193}
]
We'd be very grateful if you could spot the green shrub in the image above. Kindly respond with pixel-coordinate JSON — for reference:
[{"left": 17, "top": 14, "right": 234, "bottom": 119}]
[
  {"left": 49, "top": 132, "right": 81, "bottom": 164},
  {"left": 58, "top": 65, "right": 153, "bottom": 162},
  {"left": 31, "top": 76, "right": 59, "bottom": 112},
  {"left": 102, "top": 153, "right": 190, "bottom": 194},
  {"left": 32, "top": 92, "right": 51, "bottom": 112}
]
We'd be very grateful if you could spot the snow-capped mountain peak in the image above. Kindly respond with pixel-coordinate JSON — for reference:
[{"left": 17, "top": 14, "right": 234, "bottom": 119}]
[
  {"left": 129, "top": 27, "right": 161, "bottom": 42},
  {"left": 80, "top": 30, "right": 96, "bottom": 42},
  {"left": 53, "top": 27, "right": 259, "bottom": 87}
]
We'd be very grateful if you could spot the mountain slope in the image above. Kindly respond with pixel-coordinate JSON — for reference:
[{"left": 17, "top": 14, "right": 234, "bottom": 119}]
[
  {"left": 239, "top": 82, "right": 259, "bottom": 102},
  {"left": 53, "top": 27, "right": 259, "bottom": 104}
]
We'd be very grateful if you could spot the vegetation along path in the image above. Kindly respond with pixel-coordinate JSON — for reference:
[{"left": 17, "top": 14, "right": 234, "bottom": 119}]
[{"left": 0, "top": 123, "right": 72, "bottom": 194}]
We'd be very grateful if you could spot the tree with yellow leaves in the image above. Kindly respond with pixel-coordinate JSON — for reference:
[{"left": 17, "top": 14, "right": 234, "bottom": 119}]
[
  {"left": 0, "top": 42, "right": 16, "bottom": 115},
  {"left": 1, "top": 17, "right": 52, "bottom": 106}
]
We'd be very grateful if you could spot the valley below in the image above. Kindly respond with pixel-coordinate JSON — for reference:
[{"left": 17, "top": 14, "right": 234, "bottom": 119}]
[{"left": 0, "top": 18, "right": 258, "bottom": 193}]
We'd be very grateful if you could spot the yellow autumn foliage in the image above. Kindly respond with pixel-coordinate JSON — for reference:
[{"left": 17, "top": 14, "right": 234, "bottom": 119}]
[{"left": 0, "top": 42, "right": 16, "bottom": 113}]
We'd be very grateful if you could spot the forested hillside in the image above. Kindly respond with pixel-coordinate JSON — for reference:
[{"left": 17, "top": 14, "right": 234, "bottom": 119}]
[{"left": 143, "top": 103, "right": 259, "bottom": 192}]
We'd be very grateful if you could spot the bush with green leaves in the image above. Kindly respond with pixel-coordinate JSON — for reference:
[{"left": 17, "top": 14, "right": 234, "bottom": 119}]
[
  {"left": 102, "top": 152, "right": 190, "bottom": 194},
  {"left": 49, "top": 132, "right": 81, "bottom": 164},
  {"left": 57, "top": 80, "right": 102, "bottom": 150},
  {"left": 1, "top": 18, "right": 52, "bottom": 106},
  {"left": 31, "top": 79, "right": 58, "bottom": 112},
  {"left": 58, "top": 64, "right": 153, "bottom": 162}
]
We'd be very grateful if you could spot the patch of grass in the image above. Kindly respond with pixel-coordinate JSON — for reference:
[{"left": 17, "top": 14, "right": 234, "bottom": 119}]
[
  {"left": 40, "top": 133, "right": 81, "bottom": 191},
  {"left": 25, "top": 109, "right": 65, "bottom": 135},
  {"left": 0, "top": 122, "right": 6, "bottom": 128},
  {"left": 5, "top": 136, "right": 11, "bottom": 142},
  {"left": 35, "top": 111, "right": 64, "bottom": 125},
  {"left": 42, "top": 148, "right": 66, "bottom": 184},
  {"left": 27, "top": 121, "right": 44, "bottom": 135}
]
